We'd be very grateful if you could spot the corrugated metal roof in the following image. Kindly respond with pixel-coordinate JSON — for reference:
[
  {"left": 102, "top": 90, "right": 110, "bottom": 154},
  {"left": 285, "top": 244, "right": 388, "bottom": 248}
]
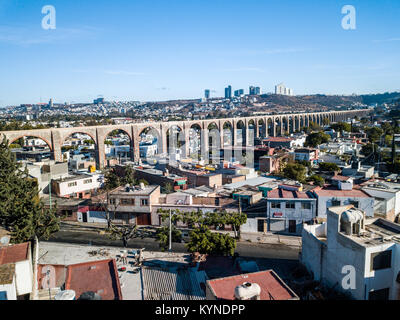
[{"left": 142, "top": 267, "right": 207, "bottom": 300}]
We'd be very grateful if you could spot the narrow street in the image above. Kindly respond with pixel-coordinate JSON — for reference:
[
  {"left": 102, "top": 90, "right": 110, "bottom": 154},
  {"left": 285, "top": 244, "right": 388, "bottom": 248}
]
[{"left": 46, "top": 224, "right": 301, "bottom": 261}]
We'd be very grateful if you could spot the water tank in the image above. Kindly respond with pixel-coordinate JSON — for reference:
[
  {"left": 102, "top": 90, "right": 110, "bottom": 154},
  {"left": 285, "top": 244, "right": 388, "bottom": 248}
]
[
  {"left": 54, "top": 290, "right": 76, "bottom": 300},
  {"left": 234, "top": 282, "right": 261, "bottom": 300}
]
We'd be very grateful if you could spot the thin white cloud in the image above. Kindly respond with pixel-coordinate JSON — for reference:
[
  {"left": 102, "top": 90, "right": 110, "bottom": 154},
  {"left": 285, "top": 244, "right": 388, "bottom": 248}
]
[
  {"left": 0, "top": 25, "right": 99, "bottom": 46},
  {"left": 217, "top": 67, "right": 264, "bottom": 72},
  {"left": 237, "top": 48, "right": 310, "bottom": 56},
  {"left": 373, "top": 38, "right": 400, "bottom": 43},
  {"left": 104, "top": 70, "right": 146, "bottom": 76},
  {"left": 71, "top": 69, "right": 146, "bottom": 76}
]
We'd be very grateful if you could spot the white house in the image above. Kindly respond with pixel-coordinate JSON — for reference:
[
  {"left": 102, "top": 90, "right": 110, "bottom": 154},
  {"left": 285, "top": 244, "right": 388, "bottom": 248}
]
[
  {"left": 302, "top": 205, "right": 400, "bottom": 300},
  {"left": 311, "top": 184, "right": 374, "bottom": 218},
  {"left": 241, "top": 185, "right": 317, "bottom": 235},
  {"left": 51, "top": 172, "right": 103, "bottom": 199}
]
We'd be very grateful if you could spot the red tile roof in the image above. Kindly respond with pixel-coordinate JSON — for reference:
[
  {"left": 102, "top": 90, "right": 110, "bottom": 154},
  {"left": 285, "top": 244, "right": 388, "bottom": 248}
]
[
  {"left": 207, "top": 270, "right": 298, "bottom": 300},
  {"left": 264, "top": 137, "right": 293, "bottom": 142},
  {"left": 268, "top": 188, "right": 312, "bottom": 199},
  {"left": 332, "top": 175, "right": 352, "bottom": 182},
  {"left": 313, "top": 186, "right": 370, "bottom": 198},
  {"left": 0, "top": 242, "right": 30, "bottom": 265},
  {"left": 65, "top": 259, "right": 122, "bottom": 300}
]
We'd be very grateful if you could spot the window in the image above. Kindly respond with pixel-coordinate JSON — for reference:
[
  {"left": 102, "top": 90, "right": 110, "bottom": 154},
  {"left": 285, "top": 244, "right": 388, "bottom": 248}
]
[
  {"left": 120, "top": 199, "right": 134, "bottom": 206},
  {"left": 83, "top": 179, "right": 92, "bottom": 184},
  {"left": 368, "top": 288, "right": 389, "bottom": 300},
  {"left": 141, "top": 199, "right": 149, "bottom": 206},
  {"left": 301, "top": 202, "right": 311, "bottom": 210},
  {"left": 68, "top": 182, "right": 77, "bottom": 187},
  {"left": 371, "top": 250, "right": 392, "bottom": 271},
  {"left": 286, "top": 202, "right": 295, "bottom": 209},
  {"left": 271, "top": 202, "right": 281, "bottom": 209},
  {"left": 109, "top": 199, "right": 116, "bottom": 205}
]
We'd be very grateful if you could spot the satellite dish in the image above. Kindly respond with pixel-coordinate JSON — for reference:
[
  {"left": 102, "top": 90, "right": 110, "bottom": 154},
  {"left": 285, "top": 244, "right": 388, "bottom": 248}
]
[{"left": 0, "top": 236, "right": 10, "bottom": 246}]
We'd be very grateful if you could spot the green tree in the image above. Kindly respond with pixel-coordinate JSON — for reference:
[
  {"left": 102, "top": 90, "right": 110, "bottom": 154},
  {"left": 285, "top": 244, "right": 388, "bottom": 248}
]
[
  {"left": 322, "top": 118, "right": 330, "bottom": 126},
  {"left": 330, "top": 122, "right": 351, "bottom": 133},
  {"left": 307, "top": 174, "right": 325, "bottom": 187},
  {"left": 366, "top": 127, "right": 384, "bottom": 143},
  {"left": 305, "top": 132, "right": 330, "bottom": 148},
  {"left": 163, "top": 183, "right": 174, "bottom": 194},
  {"left": 309, "top": 121, "right": 321, "bottom": 131},
  {"left": 203, "top": 211, "right": 247, "bottom": 239},
  {"left": 186, "top": 226, "right": 236, "bottom": 256},
  {"left": 157, "top": 209, "right": 247, "bottom": 239},
  {"left": 121, "top": 166, "right": 136, "bottom": 186},
  {"left": 319, "top": 162, "right": 340, "bottom": 172},
  {"left": 156, "top": 226, "right": 182, "bottom": 252},
  {"left": 0, "top": 137, "right": 60, "bottom": 243},
  {"left": 281, "top": 163, "right": 307, "bottom": 182},
  {"left": 360, "top": 143, "right": 380, "bottom": 164},
  {"left": 103, "top": 168, "right": 121, "bottom": 190},
  {"left": 84, "top": 139, "right": 94, "bottom": 145}
]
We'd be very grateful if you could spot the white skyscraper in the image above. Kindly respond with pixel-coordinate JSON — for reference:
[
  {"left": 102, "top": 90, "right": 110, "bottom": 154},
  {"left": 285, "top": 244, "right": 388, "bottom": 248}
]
[{"left": 275, "top": 83, "right": 294, "bottom": 96}]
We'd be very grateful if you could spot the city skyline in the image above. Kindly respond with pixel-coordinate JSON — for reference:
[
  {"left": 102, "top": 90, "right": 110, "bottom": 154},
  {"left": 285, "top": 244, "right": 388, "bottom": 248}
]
[{"left": 0, "top": 0, "right": 400, "bottom": 107}]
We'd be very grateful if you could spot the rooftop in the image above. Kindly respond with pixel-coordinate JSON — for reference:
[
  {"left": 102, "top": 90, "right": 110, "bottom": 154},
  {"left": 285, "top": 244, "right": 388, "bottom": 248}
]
[
  {"left": 267, "top": 188, "right": 313, "bottom": 200},
  {"left": 52, "top": 173, "right": 100, "bottom": 183},
  {"left": 142, "top": 266, "right": 207, "bottom": 300},
  {"left": 0, "top": 242, "right": 30, "bottom": 265},
  {"left": 38, "top": 242, "right": 199, "bottom": 300},
  {"left": 329, "top": 206, "right": 400, "bottom": 246},
  {"left": 361, "top": 180, "right": 400, "bottom": 193},
  {"left": 110, "top": 185, "right": 159, "bottom": 196},
  {"left": 138, "top": 168, "right": 183, "bottom": 180},
  {"left": 263, "top": 137, "right": 293, "bottom": 142},
  {"left": 0, "top": 263, "right": 15, "bottom": 285},
  {"left": 224, "top": 176, "right": 278, "bottom": 190},
  {"left": 313, "top": 185, "right": 371, "bottom": 198},
  {"left": 332, "top": 175, "right": 352, "bottom": 182},
  {"left": 207, "top": 270, "right": 298, "bottom": 300},
  {"left": 65, "top": 259, "right": 123, "bottom": 300}
]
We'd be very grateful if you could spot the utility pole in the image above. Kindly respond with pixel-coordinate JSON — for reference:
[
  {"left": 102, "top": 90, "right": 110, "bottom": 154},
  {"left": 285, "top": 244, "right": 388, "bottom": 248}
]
[{"left": 169, "top": 209, "right": 172, "bottom": 252}]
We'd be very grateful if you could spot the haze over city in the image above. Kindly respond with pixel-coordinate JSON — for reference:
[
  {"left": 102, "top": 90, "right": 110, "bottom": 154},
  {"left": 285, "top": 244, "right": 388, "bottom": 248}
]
[{"left": 0, "top": 0, "right": 400, "bottom": 107}]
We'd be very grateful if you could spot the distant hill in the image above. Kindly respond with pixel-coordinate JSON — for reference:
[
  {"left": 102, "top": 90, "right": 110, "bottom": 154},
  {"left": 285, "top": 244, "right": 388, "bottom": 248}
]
[
  {"left": 258, "top": 92, "right": 400, "bottom": 109},
  {"left": 360, "top": 92, "right": 400, "bottom": 105}
]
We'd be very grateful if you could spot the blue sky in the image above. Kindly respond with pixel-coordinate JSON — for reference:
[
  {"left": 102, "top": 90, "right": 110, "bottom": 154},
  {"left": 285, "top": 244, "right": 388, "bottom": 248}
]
[{"left": 0, "top": 0, "right": 399, "bottom": 107}]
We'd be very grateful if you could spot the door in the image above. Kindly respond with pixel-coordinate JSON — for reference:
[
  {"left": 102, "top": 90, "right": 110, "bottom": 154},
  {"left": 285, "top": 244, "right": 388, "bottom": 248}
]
[
  {"left": 82, "top": 212, "right": 88, "bottom": 223},
  {"left": 137, "top": 213, "right": 151, "bottom": 226},
  {"left": 289, "top": 220, "right": 296, "bottom": 233},
  {"left": 257, "top": 219, "right": 267, "bottom": 232}
]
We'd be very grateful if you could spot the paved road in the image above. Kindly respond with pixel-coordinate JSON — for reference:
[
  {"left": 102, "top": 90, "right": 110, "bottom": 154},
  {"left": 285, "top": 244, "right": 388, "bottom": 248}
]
[{"left": 45, "top": 229, "right": 300, "bottom": 260}]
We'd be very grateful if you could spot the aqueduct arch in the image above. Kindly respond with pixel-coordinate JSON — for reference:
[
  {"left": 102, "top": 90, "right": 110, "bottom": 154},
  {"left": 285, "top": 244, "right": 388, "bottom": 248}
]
[{"left": 0, "top": 109, "right": 371, "bottom": 169}]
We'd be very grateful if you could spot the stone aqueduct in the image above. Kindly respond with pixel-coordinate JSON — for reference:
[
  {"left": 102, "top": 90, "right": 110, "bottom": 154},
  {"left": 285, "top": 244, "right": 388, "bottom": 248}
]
[{"left": 0, "top": 109, "right": 371, "bottom": 169}]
